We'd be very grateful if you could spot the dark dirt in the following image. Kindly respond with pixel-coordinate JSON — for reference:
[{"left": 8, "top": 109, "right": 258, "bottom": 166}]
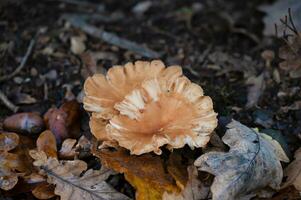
[{"left": 0, "top": 0, "right": 301, "bottom": 199}]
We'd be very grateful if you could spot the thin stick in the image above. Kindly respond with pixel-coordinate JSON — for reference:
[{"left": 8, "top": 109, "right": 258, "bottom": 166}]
[
  {"left": 288, "top": 8, "right": 298, "bottom": 34},
  {"left": 63, "top": 14, "right": 161, "bottom": 58},
  {"left": 0, "top": 35, "right": 37, "bottom": 82},
  {"left": 0, "top": 90, "right": 19, "bottom": 112}
]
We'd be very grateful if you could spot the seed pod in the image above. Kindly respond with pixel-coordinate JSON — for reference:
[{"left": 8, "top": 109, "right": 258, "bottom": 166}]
[{"left": 3, "top": 112, "right": 45, "bottom": 135}]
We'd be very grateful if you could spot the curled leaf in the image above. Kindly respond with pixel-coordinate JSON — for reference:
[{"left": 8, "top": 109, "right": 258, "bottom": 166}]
[
  {"left": 260, "top": 133, "right": 289, "bottom": 163},
  {"left": 37, "top": 130, "right": 57, "bottom": 158},
  {"left": 194, "top": 120, "right": 283, "bottom": 200},
  {"left": 94, "top": 147, "right": 181, "bottom": 200},
  {"left": 0, "top": 134, "right": 33, "bottom": 190},
  {"left": 59, "top": 138, "right": 78, "bottom": 159},
  {"left": 0, "top": 131, "right": 19, "bottom": 151},
  {"left": 32, "top": 182, "right": 56, "bottom": 199}
]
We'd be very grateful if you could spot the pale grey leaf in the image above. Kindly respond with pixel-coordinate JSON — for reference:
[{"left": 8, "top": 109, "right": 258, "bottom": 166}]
[{"left": 194, "top": 120, "right": 283, "bottom": 200}]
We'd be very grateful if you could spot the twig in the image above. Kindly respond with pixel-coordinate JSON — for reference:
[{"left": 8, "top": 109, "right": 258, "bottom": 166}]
[
  {"left": 288, "top": 8, "right": 298, "bottom": 34},
  {"left": 0, "top": 90, "right": 19, "bottom": 112},
  {"left": 62, "top": 14, "right": 161, "bottom": 58},
  {"left": 0, "top": 35, "right": 37, "bottom": 82}
]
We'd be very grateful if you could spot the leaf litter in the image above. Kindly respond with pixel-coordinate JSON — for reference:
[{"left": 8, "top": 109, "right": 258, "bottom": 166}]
[{"left": 1, "top": 0, "right": 301, "bottom": 200}]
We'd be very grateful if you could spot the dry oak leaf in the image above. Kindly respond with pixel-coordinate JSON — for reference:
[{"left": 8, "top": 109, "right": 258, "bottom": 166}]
[
  {"left": 37, "top": 130, "right": 57, "bottom": 158},
  {"left": 0, "top": 132, "right": 29, "bottom": 190},
  {"left": 282, "top": 147, "right": 301, "bottom": 191},
  {"left": 32, "top": 182, "right": 56, "bottom": 199},
  {"left": 194, "top": 120, "right": 283, "bottom": 200},
  {"left": 163, "top": 166, "right": 210, "bottom": 200},
  {"left": 58, "top": 138, "right": 78, "bottom": 159},
  {"left": 32, "top": 130, "right": 57, "bottom": 199},
  {"left": 29, "top": 150, "right": 130, "bottom": 200},
  {"left": 84, "top": 60, "right": 217, "bottom": 155},
  {"left": 0, "top": 131, "right": 19, "bottom": 151},
  {"left": 94, "top": 147, "right": 182, "bottom": 200}
]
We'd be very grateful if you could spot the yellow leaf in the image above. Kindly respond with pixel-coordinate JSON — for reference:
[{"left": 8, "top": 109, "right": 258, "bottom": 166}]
[{"left": 94, "top": 147, "right": 182, "bottom": 200}]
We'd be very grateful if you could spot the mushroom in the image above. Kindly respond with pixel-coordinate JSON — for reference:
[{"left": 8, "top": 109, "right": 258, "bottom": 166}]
[
  {"left": 261, "top": 50, "right": 275, "bottom": 68},
  {"left": 84, "top": 60, "right": 217, "bottom": 155}
]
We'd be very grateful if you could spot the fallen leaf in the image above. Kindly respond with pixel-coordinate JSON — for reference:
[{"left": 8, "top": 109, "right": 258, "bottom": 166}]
[
  {"left": 12, "top": 91, "right": 37, "bottom": 104},
  {"left": 163, "top": 166, "right": 210, "bottom": 200},
  {"left": 58, "top": 138, "right": 77, "bottom": 159},
  {"left": 3, "top": 112, "right": 45, "bottom": 135},
  {"left": 76, "top": 136, "right": 92, "bottom": 159},
  {"left": 260, "top": 133, "right": 289, "bottom": 162},
  {"left": 0, "top": 131, "right": 19, "bottom": 151},
  {"left": 32, "top": 182, "right": 56, "bottom": 199},
  {"left": 167, "top": 153, "right": 188, "bottom": 190},
  {"left": 245, "top": 73, "right": 265, "bottom": 108},
  {"left": 94, "top": 147, "right": 181, "bottom": 200},
  {"left": 80, "top": 51, "right": 113, "bottom": 79},
  {"left": 278, "top": 33, "right": 301, "bottom": 78},
  {"left": 270, "top": 186, "right": 301, "bottom": 200},
  {"left": 0, "top": 133, "right": 33, "bottom": 190},
  {"left": 282, "top": 147, "right": 301, "bottom": 190},
  {"left": 0, "top": 152, "right": 21, "bottom": 190},
  {"left": 29, "top": 150, "right": 130, "bottom": 200},
  {"left": 60, "top": 100, "right": 81, "bottom": 138},
  {"left": 194, "top": 120, "right": 283, "bottom": 200},
  {"left": 36, "top": 130, "right": 57, "bottom": 158}
]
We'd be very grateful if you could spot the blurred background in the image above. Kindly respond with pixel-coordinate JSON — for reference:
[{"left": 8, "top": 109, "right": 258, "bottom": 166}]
[{"left": 0, "top": 0, "right": 300, "bottom": 157}]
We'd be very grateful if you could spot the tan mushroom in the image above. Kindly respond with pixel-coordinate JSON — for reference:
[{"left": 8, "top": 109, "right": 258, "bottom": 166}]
[{"left": 84, "top": 60, "right": 217, "bottom": 155}]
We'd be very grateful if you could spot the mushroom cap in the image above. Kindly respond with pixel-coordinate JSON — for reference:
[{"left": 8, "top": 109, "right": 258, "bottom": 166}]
[{"left": 84, "top": 60, "right": 217, "bottom": 155}]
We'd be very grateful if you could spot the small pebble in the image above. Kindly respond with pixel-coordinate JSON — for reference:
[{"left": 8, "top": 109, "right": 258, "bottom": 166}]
[{"left": 13, "top": 76, "right": 23, "bottom": 84}]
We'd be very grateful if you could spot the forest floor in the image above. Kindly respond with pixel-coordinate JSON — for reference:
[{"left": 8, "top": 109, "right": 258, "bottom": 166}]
[{"left": 0, "top": 0, "right": 301, "bottom": 199}]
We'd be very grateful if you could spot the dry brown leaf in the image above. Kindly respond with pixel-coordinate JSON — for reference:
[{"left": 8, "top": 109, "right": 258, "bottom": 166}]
[
  {"left": 0, "top": 133, "right": 33, "bottom": 190},
  {"left": 166, "top": 153, "right": 188, "bottom": 190},
  {"left": 0, "top": 152, "right": 21, "bottom": 190},
  {"left": 0, "top": 131, "right": 19, "bottom": 151},
  {"left": 282, "top": 147, "right": 301, "bottom": 190},
  {"left": 32, "top": 182, "right": 56, "bottom": 199},
  {"left": 37, "top": 130, "right": 57, "bottom": 158},
  {"left": 163, "top": 166, "right": 210, "bottom": 200},
  {"left": 59, "top": 138, "right": 78, "bottom": 159},
  {"left": 94, "top": 147, "right": 181, "bottom": 200},
  {"left": 270, "top": 186, "right": 301, "bottom": 200},
  {"left": 29, "top": 150, "right": 130, "bottom": 200},
  {"left": 279, "top": 33, "right": 301, "bottom": 69}
]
